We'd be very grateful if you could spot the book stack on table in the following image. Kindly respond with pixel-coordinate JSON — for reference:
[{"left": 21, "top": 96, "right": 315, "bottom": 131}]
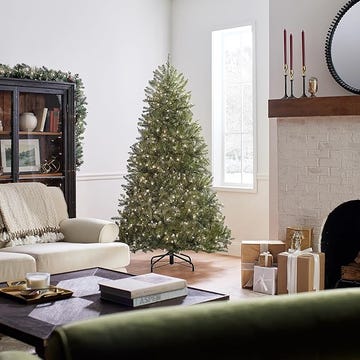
[{"left": 98, "top": 273, "right": 188, "bottom": 307}]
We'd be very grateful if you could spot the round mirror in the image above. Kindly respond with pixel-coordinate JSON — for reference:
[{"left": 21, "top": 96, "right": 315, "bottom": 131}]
[{"left": 325, "top": 0, "right": 360, "bottom": 94}]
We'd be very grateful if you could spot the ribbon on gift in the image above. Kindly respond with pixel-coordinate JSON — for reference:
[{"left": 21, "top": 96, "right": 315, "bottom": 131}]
[
  {"left": 259, "top": 243, "right": 270, "bottom": 253},
  {"left": 241, "top": 263, "right": 254, "bottom": 270},
  {"left": 241, "top": 262, "right": 254, "bottom": 287},
  {"left": 312, "top": 252, "right": 320, "bottom": 291}
]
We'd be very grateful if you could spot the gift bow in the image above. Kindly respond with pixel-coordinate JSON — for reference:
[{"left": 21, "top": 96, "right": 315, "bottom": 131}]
[{"left": 286, "top": 247, "right": 320, "bottom": 294}]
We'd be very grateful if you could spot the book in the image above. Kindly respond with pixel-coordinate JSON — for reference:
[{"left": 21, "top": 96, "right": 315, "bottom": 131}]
[
  {"left": 51, "top": 107, "right": 60, "bottom": 132},
  {"left": 35, "top": 107, "right": 48, "bottom": 132},
  {"left": 98, "top": 273, "right": 187, "bottom": 299},
  {"left": 100, "top": 286, "right": 188, "bottom": 307},
  {"left": 49, "top": 109, "right": 54, "bottom": 132}
]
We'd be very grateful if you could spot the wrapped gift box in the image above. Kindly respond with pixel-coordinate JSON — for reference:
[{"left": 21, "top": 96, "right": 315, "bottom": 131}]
[
  {"left": 241, "top": 240, "right": 286, "bottom": 288},
  {"left": 253, "top": 265, "right": 278, "bottom": 295},
  {"left": 277, "top": 251, "right": 325, "bottom": 294},
  {"left": 258, "top": 251, "right": 273, "bottom": 267},
  {"left": 285, "top": 227, "right": 313, "bottom": 251}
]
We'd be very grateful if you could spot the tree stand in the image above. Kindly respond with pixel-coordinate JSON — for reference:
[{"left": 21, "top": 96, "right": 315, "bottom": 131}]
[{"left": 150, "top": 251, "right": 195, "bottom": 272}]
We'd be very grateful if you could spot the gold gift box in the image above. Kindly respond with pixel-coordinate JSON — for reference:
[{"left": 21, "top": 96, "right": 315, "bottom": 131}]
[
  {"left": 285, "top": 227, "right": 313, "bottom": 251},
  {"left": 258, "top": 252, "right": 273, "bottom": 267},
  {"left": 241, "top": 240, "right": 286, "bottom": 288},
  {"left": 277, "top": 251, "right": 325, "bottom": 294}
]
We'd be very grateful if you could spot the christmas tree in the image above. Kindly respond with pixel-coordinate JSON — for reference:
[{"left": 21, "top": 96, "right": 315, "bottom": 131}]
[{"left": 117, "top": 59, "right": 232, "bottom": 266}]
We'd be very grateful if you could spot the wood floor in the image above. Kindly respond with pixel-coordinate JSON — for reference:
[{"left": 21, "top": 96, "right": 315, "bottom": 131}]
[
  {"left": 126, "top": 249, "right": 267, "bottom": 300},
  {"left": 0, "top": 250, "right": 267, "bottom": 353}
]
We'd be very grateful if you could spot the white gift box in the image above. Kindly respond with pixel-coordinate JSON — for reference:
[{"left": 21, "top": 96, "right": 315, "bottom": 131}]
[{"left": 253, "top": 265, "right": 278, "bottom": 295}]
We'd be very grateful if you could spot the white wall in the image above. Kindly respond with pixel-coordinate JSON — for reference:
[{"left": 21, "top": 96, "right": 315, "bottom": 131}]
[
  {"left": 171, "top": 0, "right": 270, "bottom": 255},
  {"left": 2, "top": 0, "right": 350, "bottom": 256},
  {"left": 268, "top": 0, "right": 353, "bottom": 238},
  {"left": 269, "top": 0, "right": 348, "bottom": 99},
  {"left": 0, "top": 0, "right": 171, "bottom": 222},
  {"left": 0, "top": 0, "right": 269, "bottom": 256}
]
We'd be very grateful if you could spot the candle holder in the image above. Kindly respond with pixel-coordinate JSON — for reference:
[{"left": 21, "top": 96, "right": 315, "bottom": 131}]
[
  {"left": 301, "top": 65, "right": 307, "bottom": 97},
  {"left": 308, "top": 77, "right": 318, "bottom": 97},
  {"left": 289, "top": 69, "right": 296, "bottom": 98},
  {"left": 282, "top": 64, "right": 288, "bottom": 99}
]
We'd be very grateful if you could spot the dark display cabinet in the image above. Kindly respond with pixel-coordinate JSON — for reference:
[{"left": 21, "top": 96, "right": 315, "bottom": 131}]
[{"left": 0, "top": 78, "right": 76, "bottom": 217}]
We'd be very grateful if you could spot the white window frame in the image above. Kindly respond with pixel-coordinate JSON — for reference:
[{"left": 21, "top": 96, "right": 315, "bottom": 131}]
[{"left": 211, "top": 23, "right": 257, "bottom": 192}]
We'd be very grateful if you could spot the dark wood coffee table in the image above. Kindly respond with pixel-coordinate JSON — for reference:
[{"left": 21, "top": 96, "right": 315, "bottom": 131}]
[{"left": 0, "top": 267, "right": 229, "bottom": 357}]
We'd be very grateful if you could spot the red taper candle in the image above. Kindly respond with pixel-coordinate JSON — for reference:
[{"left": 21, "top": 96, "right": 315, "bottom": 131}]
[
  {"left": 283, "top": 29, "right": 287, "bottom": 65},
  {"left": 301, "top": 30, "right": 305, "bottom": 67},
  {"left": 290, "top": 33, "right": 293, "bottom": 70}
]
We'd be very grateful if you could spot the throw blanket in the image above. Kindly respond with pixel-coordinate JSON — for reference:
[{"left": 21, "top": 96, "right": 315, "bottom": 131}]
[{"left": 0, "top": 182, "right": 64, "bottom": 247}]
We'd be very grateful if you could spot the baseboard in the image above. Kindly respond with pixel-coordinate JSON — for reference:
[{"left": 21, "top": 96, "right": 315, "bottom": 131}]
[{"left": 221, "top": 240, "right": 241, "bottom": 257}]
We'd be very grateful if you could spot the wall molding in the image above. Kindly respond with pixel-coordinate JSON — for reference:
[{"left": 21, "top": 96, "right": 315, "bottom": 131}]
[
  {"left": 77, "top": 172, "right": 269, "bottom": 183},
  {"left": 76, "top": 172, "right": 125, "bottom": 182}
]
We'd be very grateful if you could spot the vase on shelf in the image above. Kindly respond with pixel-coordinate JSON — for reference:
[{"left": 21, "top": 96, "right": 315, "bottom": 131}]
[{"left": 19, "top": 112, "right": 37, "bottom": 132}]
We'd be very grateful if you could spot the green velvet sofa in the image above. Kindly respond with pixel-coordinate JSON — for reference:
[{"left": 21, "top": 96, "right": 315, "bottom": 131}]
[{"left": 0, "top": 287, "right": 359, "bottom": 360}]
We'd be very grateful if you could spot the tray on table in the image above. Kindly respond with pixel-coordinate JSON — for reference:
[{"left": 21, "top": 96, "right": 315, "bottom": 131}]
[{"left": 0, "top": 283, "right": 73, "bottom": 304}]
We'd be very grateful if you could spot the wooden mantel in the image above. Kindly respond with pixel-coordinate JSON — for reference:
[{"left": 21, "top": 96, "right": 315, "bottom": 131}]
[{"left": 268, "top": 95, "right": 360, "bottom": 118}]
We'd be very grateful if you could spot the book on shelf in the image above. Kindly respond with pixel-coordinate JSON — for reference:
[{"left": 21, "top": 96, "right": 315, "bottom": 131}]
[
  {"left": 51, "top": 107, "right": 60, "bottom": 132},
  {"left": 35, "top": 107, "right": 48, "bottom": 132},
  {"left": 101, "top": 286, "right": 188, "bottom": 307},
  {"left": 98, "top": 273, "right": 187, "bottom": 299}
]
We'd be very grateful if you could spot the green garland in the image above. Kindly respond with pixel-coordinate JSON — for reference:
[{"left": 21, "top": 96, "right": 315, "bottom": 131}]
[{"left": 0, "top": 63, "right": 87, "bottom": 169}]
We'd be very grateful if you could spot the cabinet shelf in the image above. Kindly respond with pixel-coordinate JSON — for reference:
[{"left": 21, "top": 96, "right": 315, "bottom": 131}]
[
  {"left": 0, "top": 173, "right": 64, "bottom": 180},
  {"left": 20, "top": 173, "right": 63, "bottom": 179},
  {"left": 20, "top": 131, "right": 62, "bottom": 136},
  {"left": 0, "top": 131, "right": 62, "bottom": 136}
]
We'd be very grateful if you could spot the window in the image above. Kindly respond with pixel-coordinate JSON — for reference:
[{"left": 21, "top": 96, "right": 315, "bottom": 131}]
[{"left": 212, "top": 24, "right": 256, "bottom": 190}]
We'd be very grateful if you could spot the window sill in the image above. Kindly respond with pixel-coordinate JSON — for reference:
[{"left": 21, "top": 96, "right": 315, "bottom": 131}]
[{"left": 212, "top": 186, "right": 257, "bottom": 194}]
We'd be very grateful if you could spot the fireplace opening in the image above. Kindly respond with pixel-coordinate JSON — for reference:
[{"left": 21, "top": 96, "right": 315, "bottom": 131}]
[{"left": 320, "top": 200, "right": 360, "bottom": 289}]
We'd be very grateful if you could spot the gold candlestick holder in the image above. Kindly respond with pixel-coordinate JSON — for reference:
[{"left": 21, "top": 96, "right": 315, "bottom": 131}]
[
  {"left": 301, "top": 65, "right": 307, "bottom": 97},
  {"left": 289, "top": 69, "right": 295, "bottom": 98},
  {"left": 282, "top": 64, "right": 288, "bottom": 99},
  {"left": 308, "top": 77, "right": 318, "bottom": 97}
]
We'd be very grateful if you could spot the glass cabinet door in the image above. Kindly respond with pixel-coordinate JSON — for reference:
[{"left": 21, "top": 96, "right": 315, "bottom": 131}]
[
  {"left": 0, "top": 79, "right": 75, "bottom": 217},
  {"left": 0, "top": 90, "right": 13, "bottom": 181},
  {"left": 0, "top": 88, "right": 66, "bottom": 187},
  {"left": 18, "top": 90, "right": 64, "bottom": 187}
]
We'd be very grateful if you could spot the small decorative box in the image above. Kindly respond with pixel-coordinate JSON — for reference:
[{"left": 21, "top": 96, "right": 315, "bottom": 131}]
[
  {"left": 253, "top": 265, "right": 278, "bottom": 295},
  {"left": 258, "top": 251, "right": 273, "bottom": 267}
]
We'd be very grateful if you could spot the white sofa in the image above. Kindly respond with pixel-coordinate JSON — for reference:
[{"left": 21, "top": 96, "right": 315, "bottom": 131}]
[{"left": 0, "top": 184, "right": 130, "bottom": 282}]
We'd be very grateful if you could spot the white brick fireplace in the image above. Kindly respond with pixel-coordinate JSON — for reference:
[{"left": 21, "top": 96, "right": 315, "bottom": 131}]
[{"left": 269, "top": 96, "right": 360, "bottom": 252}]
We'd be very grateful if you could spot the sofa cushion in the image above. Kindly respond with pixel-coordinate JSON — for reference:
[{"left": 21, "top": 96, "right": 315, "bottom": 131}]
[
  {"left": 0, "top": 252, "right": 36, "bottom": 282},
  {"left": 60, "top": 218, "right": 118, "bottom": 243},
  {"left": 0, "top": 242, "right": 130, "bottom": 274}
]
